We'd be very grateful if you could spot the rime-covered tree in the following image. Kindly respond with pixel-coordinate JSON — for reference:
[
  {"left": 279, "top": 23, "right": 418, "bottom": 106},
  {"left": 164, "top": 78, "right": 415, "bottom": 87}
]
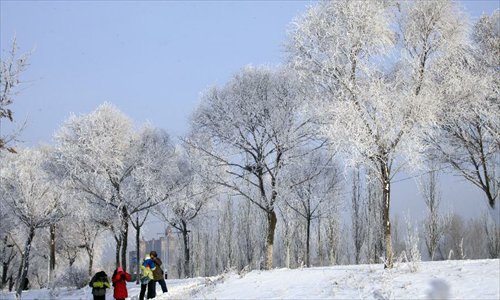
[
  {"left": 351, "top": 167, "right": 365, "bottom": 264},
  {"left": 0, "top": 148, "right": 66, "bottom": 298},
  {"left": 125, "top": 126, "right": 179, "bottom": 278},
  {"left": 0, "top": 210, "right": 18, "bottom": 289},
  {"left": 0, "top": 37, "right": 30, "bottom": 153},
  {"left": 188, "top": 66, "right": 318, "bottom": 269},
  {"left": 55, "top": 104, "right": 177, "bottom": 271},
  {"left": 155, "top": 150, "right": 215, "bottom": 278},
  {"left": 54, "top": 103, "right": 137, "bottom": 270},
  {"left": 431, "top": 11, "right": 500, "bottom": 212},
  {"left": 288, "top": 0, "right": 467, "bottom": 267},
  {"left": 282, "top": 149, "right": 342, "bottom": 267},
  {"left": 419, "top": 169, "right": 449, "bottom": 260}
]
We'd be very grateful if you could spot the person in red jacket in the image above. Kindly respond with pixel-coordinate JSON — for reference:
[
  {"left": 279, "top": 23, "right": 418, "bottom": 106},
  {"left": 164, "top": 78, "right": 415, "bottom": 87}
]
[{"left": 112, "top": 266, "right": 131, "bottom": 300}]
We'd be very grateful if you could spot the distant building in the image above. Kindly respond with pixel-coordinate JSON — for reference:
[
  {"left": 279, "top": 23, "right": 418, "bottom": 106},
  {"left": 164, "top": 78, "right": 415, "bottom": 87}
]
[{"left": 129, "top": 226, "right": 180, "bottom": 278}]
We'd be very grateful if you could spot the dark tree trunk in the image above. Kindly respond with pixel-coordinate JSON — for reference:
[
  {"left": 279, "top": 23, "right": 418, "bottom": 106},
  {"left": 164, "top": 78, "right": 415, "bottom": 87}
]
[
  {"left": 317, "top": 218, "right": 324, "bottom": 266},
  {"left": 16, "top": 226, "right": 35, "bottom": 299},
  {"left": 120, "top": 206, "right": 129, "bottom": 272},
  {"left": 49, "top": 224, "right": 56, "bottom": 280},
  {"left": 381, "top": 161, "right": 393, "bottom": 269},
  {"left": 115, "top": 237, "right": 122, "bottom": 269},
  {"left": 1, "top": 235, "right": 9, "bottom": 288},
  {"left": 181, "top": 220, "right": 190, "bottom": 278},
  {"left": 1, "top": 262, "right": 7, "bottom": 288},
  {"left": 265, "top": 210, "right": 277, "bottom": 270},
  {"left": 306, "top": 216, "right": 311, "bottom": 267},
  {"left": 135, "top": 216, "right": 141, "bottom": 284}
]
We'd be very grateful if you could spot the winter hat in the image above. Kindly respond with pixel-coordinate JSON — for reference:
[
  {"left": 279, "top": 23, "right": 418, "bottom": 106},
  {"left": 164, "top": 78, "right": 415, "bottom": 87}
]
[{"left": 117, "top": 266, "right": 124, "bottom": 273}]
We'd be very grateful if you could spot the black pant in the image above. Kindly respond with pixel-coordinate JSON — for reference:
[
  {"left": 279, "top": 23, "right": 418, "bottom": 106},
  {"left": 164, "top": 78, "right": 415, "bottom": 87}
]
[
  {"left": 155, "top": 279, "right": 168, "bottom": 293},
  {"left": 139, "top": 280, "right": 156, "bottom": 300},
  {"left": 93, "top": 296, "right": 105, "bottom": 300}
]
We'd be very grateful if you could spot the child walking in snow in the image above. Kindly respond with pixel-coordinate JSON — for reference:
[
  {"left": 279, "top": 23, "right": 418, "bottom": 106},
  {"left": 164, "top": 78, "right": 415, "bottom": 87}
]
[
  {"left": 89, "top": 271, "right": 111, "bottom": 300},
  {"left": 112, "top": 266, "right": 131, "bottom": 300}
]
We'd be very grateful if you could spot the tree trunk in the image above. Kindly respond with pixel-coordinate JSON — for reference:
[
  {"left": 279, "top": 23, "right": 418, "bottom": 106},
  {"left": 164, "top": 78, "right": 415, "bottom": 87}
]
[
  {"left": 1, "top": 262, "right": 7, "bottom": 289},
  {"left": 49, "top": 224, "right": 56, "bottom": 282},
  {"left": 135, "top": 217, "right": 141, "bottom": 284},
  {"left": 352, "top": 167, "right": 363, "bottom": 265},
  {"left": 181, "top": 220, "right": 190, "bottom": 278},
  {"left": 306, "top": 217, "right": 311, "bottom": 267},
  {"left": 265, "top": 210, "right": 277, "bottom": 270},
  {"left": 381, "top": 161, "right": 393, "bottom": 269},
  {"left": 1, "top": 235, "right": 8, "bottom": 288},
  {"left": 286, "top": 241, "right": 290, "bottom": 269},
  {"left": 87, "top": 247, "right": 94, "bottom": 278},
  {"left": 16, "top": 226, "right": 35, "bottom": 299},
  {"left": 115, "top": 237, "right": 122, "bottom": 269},
  {"left": 317, "top": 218, "right": 323, "bottom": 266},
  {"left": 120, "top": 206, "right": 129, "bottom": 272}
]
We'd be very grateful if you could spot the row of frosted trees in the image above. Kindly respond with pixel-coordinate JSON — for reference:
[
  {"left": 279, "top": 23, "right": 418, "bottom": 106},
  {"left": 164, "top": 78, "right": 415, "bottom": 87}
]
[{"left": 1, "top": 1, "right": 498, "bottom": 298}]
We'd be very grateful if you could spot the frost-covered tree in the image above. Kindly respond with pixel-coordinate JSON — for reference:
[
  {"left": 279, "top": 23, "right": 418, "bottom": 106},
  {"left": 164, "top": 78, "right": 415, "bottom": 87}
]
[
  {"left": 288, "top": 0, "right": 467, "bottom": 268},
  {"left": 282, "top": 149, "right": 342, "bottom": 267},
  {"left": 0, "top": 226, "right": 18, "bottom": 289},
  {"left": 430, "top": 11, "right": 500, "bottom": 211},
  {"left": 351, "top": 167, "right": 365, "bottom": 264},
  {"left": 54, "top": 103, "right": 137, "bottom": 270},
  {"left": 236, "top": 198, "right": 264, "bottom": 270},
  {"left": 419, "top": 169, "right": 449, "bottom": 260},
  {"left": 188, "top": 66, "right": 318, "bottom": 269},
  {"left": 125, "top": 126, "right": 179, "bottom": 277},
  {"left": 0, "top": 37, "right": 31, "bottom": 153},
  {"left": 74, "top": 214, "right": 104, "bottom": 277},
  {"left": 0, "top": 148, "right": 66, "bottom": 298},
  {"left": 442, "top": 214, "right": 467, "bottom": 260},
  {"left": 482, "top": 214, "right": 500, "bottom": 258},
  {"left": 0, "top": 172, "right": 20, "bottom": 290},
  {"left": 155, "top": 151, "right": 215, "bottom": 278},
  {"left": 55, "top": 104, "right": 177, "bottom": 271}
]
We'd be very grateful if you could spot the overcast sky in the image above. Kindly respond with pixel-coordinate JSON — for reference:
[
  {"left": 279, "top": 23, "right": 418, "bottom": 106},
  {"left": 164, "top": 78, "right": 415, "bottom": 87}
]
[{"left": 1, "top": 1, "right": 499, "bottom": 233}]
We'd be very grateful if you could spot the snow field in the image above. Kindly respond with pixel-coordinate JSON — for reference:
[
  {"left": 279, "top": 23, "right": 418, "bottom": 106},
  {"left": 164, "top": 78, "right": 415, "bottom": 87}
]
[{"left": 1, "top": 259, "right": 498, "bottom": 299}]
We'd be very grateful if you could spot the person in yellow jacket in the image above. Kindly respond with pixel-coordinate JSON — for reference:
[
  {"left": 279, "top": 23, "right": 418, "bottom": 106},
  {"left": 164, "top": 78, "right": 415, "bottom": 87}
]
[
  {"left": 89, "top": 270, "right": 111, "bottom": 300},
  {"left": 139, "top": 254, "right": 156, "bottom": 300}
]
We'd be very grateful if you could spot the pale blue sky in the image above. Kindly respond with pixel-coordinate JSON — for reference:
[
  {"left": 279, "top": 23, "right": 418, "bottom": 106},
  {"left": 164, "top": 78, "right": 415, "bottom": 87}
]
[
  {"left": 1, "top": 0, "right": 499, "bottom": 225},
  {"left": 1, "top": 0, "right": 312, "bottom": 142}
]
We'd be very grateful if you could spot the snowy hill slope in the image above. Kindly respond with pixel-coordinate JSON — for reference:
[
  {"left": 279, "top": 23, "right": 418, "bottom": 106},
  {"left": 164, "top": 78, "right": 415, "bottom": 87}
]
[{"left": 2, "top": 259, "right": 499, "bottom": 299}]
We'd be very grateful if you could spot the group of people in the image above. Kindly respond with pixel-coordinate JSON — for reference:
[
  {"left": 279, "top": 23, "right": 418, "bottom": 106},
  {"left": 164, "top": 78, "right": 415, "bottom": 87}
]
[{"left": 89, "top": 251, "right": 168, "bottom": 300}]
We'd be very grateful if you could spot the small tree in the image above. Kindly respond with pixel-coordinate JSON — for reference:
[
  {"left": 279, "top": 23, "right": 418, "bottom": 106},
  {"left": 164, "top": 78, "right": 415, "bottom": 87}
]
[
  {"left": 0, "top": 37, "right": 31, "bottom": 153},
  {"left": 155, "top": 151, "right": 214, "bottom": 278},
  {"left": 351, "top": 166, "right": 365, "bottom": 264},
  {"left": 419, "top": 169, "right": 449, "bottom": 260},
  {"left": 0, "top": 148, "right": 66, "bottom": 298},
  {"left": 283, "top": 149, "right": 342, "bottom": 267}
]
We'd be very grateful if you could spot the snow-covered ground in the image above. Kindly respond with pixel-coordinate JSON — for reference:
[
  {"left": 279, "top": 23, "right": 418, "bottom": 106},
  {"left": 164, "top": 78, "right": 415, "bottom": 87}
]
[{"left": 2, "top": 259, "right": 499, "bottom": 299}]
